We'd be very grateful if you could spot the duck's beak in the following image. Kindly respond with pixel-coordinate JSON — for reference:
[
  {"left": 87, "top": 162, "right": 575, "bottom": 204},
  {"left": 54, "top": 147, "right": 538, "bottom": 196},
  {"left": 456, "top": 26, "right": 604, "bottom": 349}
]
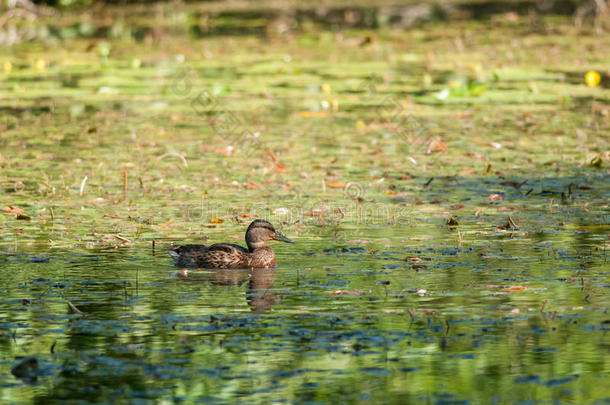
[{"left": 274, "top": 230, "right": 294, "bottom": 243}]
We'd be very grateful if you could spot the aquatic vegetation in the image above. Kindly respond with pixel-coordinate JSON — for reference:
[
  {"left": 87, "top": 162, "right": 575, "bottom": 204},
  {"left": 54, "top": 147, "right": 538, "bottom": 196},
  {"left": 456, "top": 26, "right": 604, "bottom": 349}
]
[{"left": 0, "top": 1, "right": 608, "bottom": 403}]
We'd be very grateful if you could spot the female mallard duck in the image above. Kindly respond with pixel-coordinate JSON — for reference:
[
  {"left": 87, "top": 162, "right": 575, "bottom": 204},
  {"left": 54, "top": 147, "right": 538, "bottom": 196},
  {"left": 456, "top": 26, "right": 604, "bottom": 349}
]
[{"left": 169, "top": 219, "right": 293, "bottom": 269}]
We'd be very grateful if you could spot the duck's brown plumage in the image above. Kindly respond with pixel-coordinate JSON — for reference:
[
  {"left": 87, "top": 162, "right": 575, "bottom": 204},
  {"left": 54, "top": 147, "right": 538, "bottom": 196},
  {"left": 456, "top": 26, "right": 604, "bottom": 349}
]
[{"left": 169, "top": 220, "right": 293, "bottom": 269}]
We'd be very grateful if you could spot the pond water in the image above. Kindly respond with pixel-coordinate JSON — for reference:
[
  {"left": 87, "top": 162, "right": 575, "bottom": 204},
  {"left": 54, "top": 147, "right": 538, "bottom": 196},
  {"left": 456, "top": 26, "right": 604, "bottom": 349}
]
[{"left": 0, "top": 2, "right": 609, "bottom": 403}]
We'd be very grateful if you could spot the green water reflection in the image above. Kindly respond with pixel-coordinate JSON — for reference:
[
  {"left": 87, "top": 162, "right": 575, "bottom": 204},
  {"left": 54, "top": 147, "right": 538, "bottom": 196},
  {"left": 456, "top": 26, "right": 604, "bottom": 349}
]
[{"left": 0, "top": 223, "right": 608, "bottom": 403}]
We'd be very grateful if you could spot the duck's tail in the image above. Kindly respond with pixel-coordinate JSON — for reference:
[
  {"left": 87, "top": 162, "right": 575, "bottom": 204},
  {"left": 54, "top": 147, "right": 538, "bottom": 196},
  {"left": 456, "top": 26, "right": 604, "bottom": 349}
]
[{"left": 168, "top": 249, "right": 180, "bottom": 261}]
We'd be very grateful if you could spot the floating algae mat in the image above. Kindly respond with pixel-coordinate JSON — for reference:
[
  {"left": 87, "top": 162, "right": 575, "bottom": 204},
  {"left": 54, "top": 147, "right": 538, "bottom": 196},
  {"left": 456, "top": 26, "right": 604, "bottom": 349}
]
[{"left": 0, "top": 1, "right": 608, "bottom": 403}]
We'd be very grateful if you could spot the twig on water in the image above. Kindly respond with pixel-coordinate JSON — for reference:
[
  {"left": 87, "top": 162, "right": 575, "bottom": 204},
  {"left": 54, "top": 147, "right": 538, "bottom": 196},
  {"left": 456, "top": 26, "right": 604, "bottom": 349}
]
[
  {"left": 79, "top": 176, "right": 88, "bottom": 196},
  {"left": 67, "top": 301, "right": 84, "bottom": 315},
  {"left": 540, "top": 299, "right": 548, "bottom": 312},
  {"left": 115, "top": 234, "right": 131, "bottom": 243},
  {"left": 154, "top": 152, "right": 188, "bottom": 168},
  {"left": 123, "top": 171, "right": 127, "bottom": 199}
]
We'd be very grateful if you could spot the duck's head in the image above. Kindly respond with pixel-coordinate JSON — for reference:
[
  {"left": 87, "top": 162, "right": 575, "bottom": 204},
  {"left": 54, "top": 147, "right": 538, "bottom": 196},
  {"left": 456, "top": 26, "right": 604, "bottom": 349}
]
[{"left": 246, "top": 219, "right": 293, "bottom": 250}]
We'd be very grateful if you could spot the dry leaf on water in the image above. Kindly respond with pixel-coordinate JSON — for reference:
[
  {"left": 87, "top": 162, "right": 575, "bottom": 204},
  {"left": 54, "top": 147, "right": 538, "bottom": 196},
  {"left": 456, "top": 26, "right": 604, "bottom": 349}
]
[
  {"left": 488, "top": 193, "right": 504, "bottom": 201},
  {"left": 295, "top": 111, "right": 329, "bottom": 118},
  {"left": 330, "top": 290, "right": 365, "bottom": 295},
  {"left": 5, "top": 206, "right": 24, "bottom": 215},
  {"left": 326, "top": 181, "right": 346, "bottom": 188},
  {"left": 273, "top": 163, "right": 288, "bottom": 173},
  {"left": 346, "top": 239, "right": 371, "bottom": 244},
  {"left": 265, "top": 150, "right": 279, "bottom": 164},
  {"left": 427, "top": 140, "right": 448, "bottom": 154},
  {"left": 210, "top": 217, "right": 224, "bottom": 224},
  {"left": 504, "top": 285, "right": 526, "bottom": 291}
]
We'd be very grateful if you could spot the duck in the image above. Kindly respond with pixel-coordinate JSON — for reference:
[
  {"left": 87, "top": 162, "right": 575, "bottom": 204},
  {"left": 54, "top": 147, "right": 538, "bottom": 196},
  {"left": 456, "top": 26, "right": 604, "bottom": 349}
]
[{"left": 169, "top": 219, "right": 293, "bottom": 269}]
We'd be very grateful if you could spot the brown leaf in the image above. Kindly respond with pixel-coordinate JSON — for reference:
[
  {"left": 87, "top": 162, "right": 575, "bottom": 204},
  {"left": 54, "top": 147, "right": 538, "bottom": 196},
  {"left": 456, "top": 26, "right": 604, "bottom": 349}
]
[
  {"left": 450, "top": 204, "right": 464, "bottom": 210},
  {"left": 5, "top": 206, "right": 24, "bottom": 215},
  {"left": 273, "top": 163, "right": 288, "bottom": 173},
  {"left": 346, "top": 239, "right": 371, "bottom": 244},
  {"left": 504, "top": 285, "right": 526, "bottom": 291},
  {"left": 295, "top": 111, "right": 329, "bottom": 118},
  {"left": 265, "top": 150, "right": 279, "bottom": 164},
  {"left": 498, "top": 206, "right": 516, "bottom": 212},
  {"left": 330, "top": 289, "right": 365, "bottom": 295},
  {"left": 405, "top": 257, "right": 422, "bottom": 262},
  {"left": 326, "top": 181, "right": 346, "bottom": 188},
  {"left": 245, "top": 182, "right": 260, "bottom": 189},
  {"left": 214, "top": 146, "right": 234, "bottom": 156},
  {"left": 210, "top": 217, "right": 224, "bottom": 224},
  {"left": 427, "top": 140, "right": 448, "bottom": 154},
  {"left": 487, "top": 193, "right": 504, "bottom": 201}
]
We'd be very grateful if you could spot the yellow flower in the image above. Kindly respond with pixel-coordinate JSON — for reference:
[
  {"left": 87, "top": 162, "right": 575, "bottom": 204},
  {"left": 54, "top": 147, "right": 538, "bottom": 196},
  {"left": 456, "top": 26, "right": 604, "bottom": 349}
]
[
  {"left": 585, "top": 71, "right": 600, "bottom": 87},
  {"left": 34, "top": 59, "right": 46, "bottom": 71},
  {"left": 3, "top": 61, "right": 12, "bottom": 74}
]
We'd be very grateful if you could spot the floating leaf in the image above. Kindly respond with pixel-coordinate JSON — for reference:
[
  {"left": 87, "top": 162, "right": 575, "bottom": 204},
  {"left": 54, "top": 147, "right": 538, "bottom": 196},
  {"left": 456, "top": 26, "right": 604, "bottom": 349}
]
[
  {"left": 504, "top": 285, "right": 526, "bottom": 291},
  {"left": 330, "top": 290, "right": 365, "bottom": 295},
  {"left": 5, "top": 206, "right": 24, "bottom": 215},
  {"left": 488, "top": 193, "right": 504, "bottom": 201},
  {"left": 295, "top": 111, "right": 329, "bottom": 118},
  {"left": 210, "top": 217, "right": 224, "bottom": 224},
  {"left": 427, "top": 140, "right": 448, "bottom": 154},
  {"left": 326, "top": 181, "right": 346, "bottom": 188},
  {"left": 265, "top": 150, "right": 279, "bottom": 164},
  {"left": 273, "top": 163, "right": 288, "bottom": 173}
]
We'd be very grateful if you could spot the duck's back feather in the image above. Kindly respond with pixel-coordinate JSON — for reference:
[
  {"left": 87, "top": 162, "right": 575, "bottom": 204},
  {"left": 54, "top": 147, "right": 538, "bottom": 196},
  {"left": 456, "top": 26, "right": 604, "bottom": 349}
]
[{"left": 170, "top": 243, "right": 251, "bottom": 268}]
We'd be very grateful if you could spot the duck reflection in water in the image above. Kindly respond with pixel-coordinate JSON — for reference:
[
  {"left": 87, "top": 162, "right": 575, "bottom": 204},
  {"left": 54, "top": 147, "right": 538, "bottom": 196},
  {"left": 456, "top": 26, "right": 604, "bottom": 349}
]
[{"left": 176, "top": 267, "right": 277, "bottom": 313}]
